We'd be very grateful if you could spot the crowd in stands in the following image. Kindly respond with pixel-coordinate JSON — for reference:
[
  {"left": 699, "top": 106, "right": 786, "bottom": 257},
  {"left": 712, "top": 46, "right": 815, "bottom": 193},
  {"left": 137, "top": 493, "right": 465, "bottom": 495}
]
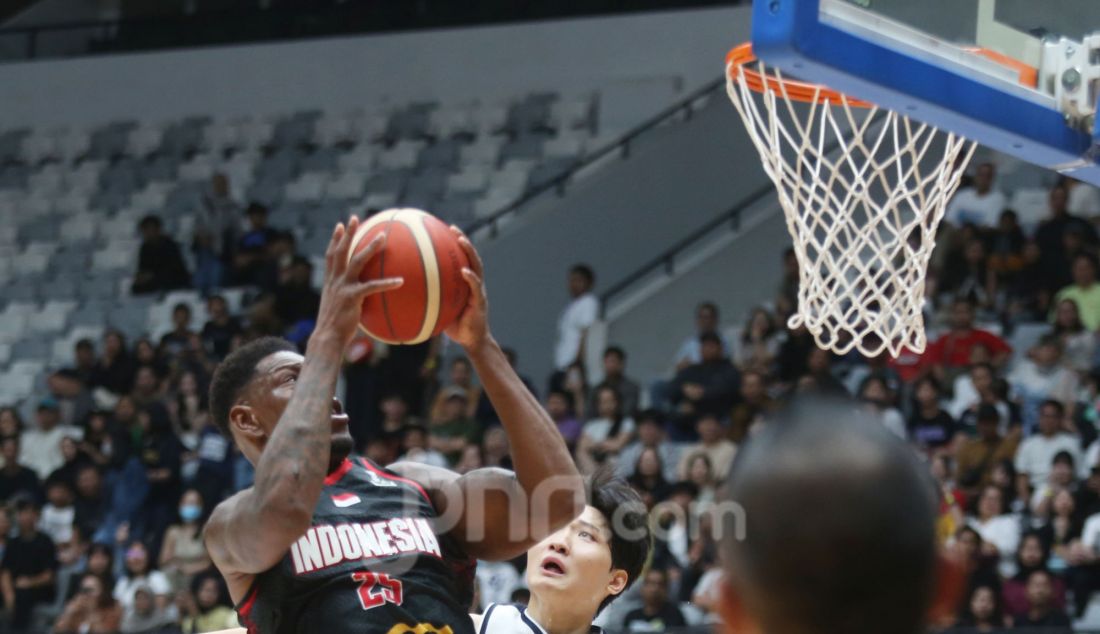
[{"left": 5, "top": 161, "right": 1100, "bottom": 632}]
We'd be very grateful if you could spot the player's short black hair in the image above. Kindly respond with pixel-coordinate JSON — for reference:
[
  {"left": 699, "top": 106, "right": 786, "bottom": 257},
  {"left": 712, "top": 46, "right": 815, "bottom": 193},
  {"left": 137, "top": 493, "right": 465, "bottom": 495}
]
[
  {"left": 209, "top": 337, "right": 297, "bottom": 437},
  {"left": 569, "top": 264, "right": 595, "bottom": 286},
  {"left": 722, "top": 400, "right": 937, "bottom": 634},
  {"left": 586, "top": 467, "right": 651, "bottom": 614}
]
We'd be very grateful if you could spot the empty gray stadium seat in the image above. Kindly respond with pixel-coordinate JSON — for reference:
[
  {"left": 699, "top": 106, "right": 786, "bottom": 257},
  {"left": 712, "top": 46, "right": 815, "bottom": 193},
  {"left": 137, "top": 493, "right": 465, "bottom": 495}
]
[
  {"left": 501, "top": 136, "right": 545, "bottom": 162},
  {"left": 11, "top": 339, "right": 50, "bottom": 363},
  {"left": 300, "top": 148, "right": 340, "bottom": 174},
  {"left": 418, "top": 140, "right": 461, "bottom": 170}
]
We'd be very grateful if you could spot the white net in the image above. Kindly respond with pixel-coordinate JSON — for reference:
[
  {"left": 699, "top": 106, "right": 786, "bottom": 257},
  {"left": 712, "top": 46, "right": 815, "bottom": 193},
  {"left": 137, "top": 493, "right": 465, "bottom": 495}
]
[{"left": 726, "top": 52, "right": 976, "bottom": 357}]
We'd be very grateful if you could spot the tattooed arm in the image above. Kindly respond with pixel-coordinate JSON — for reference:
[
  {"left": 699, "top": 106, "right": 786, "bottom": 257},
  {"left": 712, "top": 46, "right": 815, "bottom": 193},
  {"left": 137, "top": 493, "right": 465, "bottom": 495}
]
[
  {"left": 391, "top": 229, "right": 585, "bottom": 561},
  {"left": 205, "top": 218, "right": 402, "bottom": 591}
]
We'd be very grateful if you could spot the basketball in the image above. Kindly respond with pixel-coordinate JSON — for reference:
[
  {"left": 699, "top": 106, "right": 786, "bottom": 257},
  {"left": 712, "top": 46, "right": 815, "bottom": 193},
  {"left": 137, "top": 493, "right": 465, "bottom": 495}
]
[{"left": 347, "top": 208, "right": 471, "bottom": 345}]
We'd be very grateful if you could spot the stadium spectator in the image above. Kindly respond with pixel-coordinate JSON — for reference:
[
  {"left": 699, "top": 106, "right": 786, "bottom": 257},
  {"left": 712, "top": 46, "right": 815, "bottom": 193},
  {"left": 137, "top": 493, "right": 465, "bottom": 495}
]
[
  {"left": 200, "top": 295, "right": 241, "bottom": 361},
  {"left": 131, "top": 366, "right": 166, "bottom": 411},
  {"left": 1009, "top": 336, "right": 1078, "bottom": 434},
  {"left": 576, "top": 385, "right": 635, "bottom": 474},
  {"left": 968, "top": 485, "right": 1021, "bottom": 577},
  {"left": 616, "top": 410, "right": 678, "bottom": 483},
  {"left": 133, "top": 339, "right": 168, "bottom": 384},
  {"left": 676, "top": 413, "right": 736, "bottom": 482},
  {"left": 1037, "top": 183, "right": 1099, "bottom": 256},
  {"left": 54, "top": 571, "right": 123, "bottom": 634},
  {"left": 950, "top": 362, "right": 1014, "bottom": 434},
  {"left": 453, "top": 444, "right": 483, "bottom": 474},
  {"left": 1054, "top": 253, "right": 1100, "bottom": 331},
  {"left": 72, "top": 465, "right": 108, "bottom": 544},
  {"left": 1005, "top": 240, "right": 1053, "bottom": 322},
  {"left": 1013, "top": 569, "right": 1073, "bottom": 631},
  {"left": 48, "top": 339, "right": 98, "bottom": 425},
  {"left": 622, "top": 567, "right": 686, "bottom": 632},
  {"left": 1037, "top": 488, "right": 1081, "bottom": 570},
  {"left": 858, "top": 374, "right": 907, "bottom": 440},
  {"left": 193, "top": 172, "right": 240, "bottom": 295},
  {"left": 158, "top": 490, "right": 210, "bottom": 593},
  {"left": 948, "top": 583, "right": 1007, "bottom": 633},
  {"left": 50, "top": 434, "right": 92, "bottom": 489},
  {"left": 273, "top": 255, "right": 321, "bottom": 343},
  {"left": 179, "top": 574, "right": 237, "bottom": 632},
  {"left": 40, "top": 477, "right": 76, "bottom": 548},
  {"left": 480, "top": 426, "right": 511, "bottom": 470},
  {"left": 909, "top": 376, "right": 957, "bottom": 452},
  {"left": 626, "top": 447, "right": 670, "bottom": 509},
  {"left": 728, "top": 370, "right": 776, "bottom": 443},
  {"left": 398, "top": 424, "right": 448, "bottom": 469},
  {"left": 2, "top": 495, "right": 58, "bottom": 631},
  {"left": 777, "top": 247, "right": 799, "bottom": 308},
  {"left": 1050, "top": 297, "right": 1096, "bottom": 375},
  {"left": 92, "top": 331, "right": 138, "bottom": 398},
  {"left": 941, "top": 238, "right": 996, "bottom": 308},
  {"left": 922, "top": 298, "right": 1012, "bottom": 385},
  {"left": 0, "top": 408, "right": 22, "bottom": 438},
  {"left": 672, "top": 302, "right": 730, "bottom": 370},
  {"left": 1016, "top": 401, "right": 1083, "bottom": 498},
  {"left": 114, "top": 542, "right": 172, "bottom": 615},
  {"left": 231, "top": 202, "right": 280, "bottom": 286},
  {"left": 0, "top": 436, "right": 41, "bottom": 503},
  {"left": 952, "top": 526, "right": 1002, "bottom": 597},
  {"left": 588, "top": 346, "right": 641, "bottom": 418},
  {"left": 669, "top": 332, "right": 741, "bottom": 423},
  {"left": 683, "top": 451, "right": 717, "bottom": 518},
  {"left": 377, "top": 393, "right": 415, "bottom": 435},
  {"left": 798, "top": 347, "right": 848, "bottom": 397},
  {"left": 158, "top": 304, "right": 196, "bottom": 361},
  {"left": 956, "top": 405, "right": 1020, "bottom": 499},
  {"left": 545, "top": 390, "right": 582, "bottom": 450},
  {"left": 429, "top": 357, "right": 480, "bottom": 422},
  {"left": 21, "top": 398, "right": 81, "bottom": 481},
  {"left": 474, "top": 559, "right": 521, "bottom": 612},
  {"left": 987, "top": 209, "right": 1027, "bottom": 277},
  {"left": 1031, "top": 452, "right": 1080, "bottom": 517},
  {"left": 132, "top": 215, "right": 191, "bottom": 295},
  {"left": 733, "top": 307, "right": 782, "bottom": 372},
  {"left": 119, "top": 582, "right": 177, "bottom": 634},
  {"left": 427, "top": 386, "right": 480, "bottom": 465},
  {"left": 552, "top": 263, "right": 600, "bottom": 375},
  {"left": 945, "top": 162, "right": 1006, "bottom": 228},
  {"left": 133, "top": 407, "right": 183, "bottom": 555}
]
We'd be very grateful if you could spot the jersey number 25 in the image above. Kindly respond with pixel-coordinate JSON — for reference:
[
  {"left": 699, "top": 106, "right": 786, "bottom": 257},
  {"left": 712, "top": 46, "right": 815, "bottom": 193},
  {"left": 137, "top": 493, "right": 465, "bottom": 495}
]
[{"left": 352, "top": 571, "right": 404, "bottom": 610}]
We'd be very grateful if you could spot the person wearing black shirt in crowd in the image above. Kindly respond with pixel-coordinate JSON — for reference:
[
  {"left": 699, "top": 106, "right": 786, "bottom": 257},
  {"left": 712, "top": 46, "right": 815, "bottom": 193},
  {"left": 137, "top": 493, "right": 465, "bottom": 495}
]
[
  {"left": 0, "top": 437, "right": 40, "bottom": 503},
  {"left": 670, "top": 332, "right": 740, "bottom": 428},
  {"left": 273, "top": 255, "right": 322, "bottom": 335},
  {"left": 1, "top": 495, "right": 58, "bottom": 631},
  {"left": 134, "top": 407, "right": 183, "bottom": 558},
  {"left": 72, "top": 465, "right": 109, "bottom": 544},
  {"left": 909, "top": 377, "right": 957, "bottom": 451},
  {"left": 132, "top": 215, "right": 191, "bottom": 295},
  {"left": 232, "top": 203, "right": 280, "bottom": 286},
  {"left": 159, "top": 303, "right": 196, "bottom": 361},
  {"left": 91, "top": 330, "right": 137, "bottom": 397},
  {"left": 1013, "top": 570, "right": 1072, "bottom": 631},
  {"left": 201, "top": 295, "right": 242, "bottom": 361},
  {"left": 622, "top": 567, "right": 686, "bottom": 632}
]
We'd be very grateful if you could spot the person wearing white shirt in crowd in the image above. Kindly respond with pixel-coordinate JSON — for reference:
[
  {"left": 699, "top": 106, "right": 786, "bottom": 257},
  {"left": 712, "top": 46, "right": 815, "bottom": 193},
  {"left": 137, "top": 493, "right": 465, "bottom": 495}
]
[
  {"left": 945, "top": 162, "right": 1007, "bottom": 227},
  {"left": 396, "top": 424, "right": 449, "bottom": 469},
  {"left": 19, "top": 398, "right": 81, "bottom": 481},
  {"left": 1009, "top": 336, "right": 1079, "bottom": 435},
  {"left": 554, "top": 264, "right": 601, "bottom": 373},
  {"left": 968, "top": 485, "right": 1022, "bottom": 577},
  {"left": 1015, "top": 400, "right": 1084, "bottom": 502},
  {"left": 672, "top": 302, "right": 731, "bottom": 370}
]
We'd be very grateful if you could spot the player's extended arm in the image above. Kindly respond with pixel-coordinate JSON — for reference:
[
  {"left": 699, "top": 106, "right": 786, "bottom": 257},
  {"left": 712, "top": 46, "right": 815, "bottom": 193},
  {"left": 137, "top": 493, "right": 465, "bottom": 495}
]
[
  {"left": 205, "top": 218, "right": 402, "bottom": 576},
  {"left": 392, "top": 228, "right": 585, "bottom": 561}
]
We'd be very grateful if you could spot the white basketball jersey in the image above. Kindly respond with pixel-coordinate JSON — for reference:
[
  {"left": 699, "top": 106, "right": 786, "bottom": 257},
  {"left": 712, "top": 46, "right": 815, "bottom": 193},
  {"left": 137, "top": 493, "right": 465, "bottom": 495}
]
[{"left": 478, "top": 603, "right": 604, "bottom": 634}]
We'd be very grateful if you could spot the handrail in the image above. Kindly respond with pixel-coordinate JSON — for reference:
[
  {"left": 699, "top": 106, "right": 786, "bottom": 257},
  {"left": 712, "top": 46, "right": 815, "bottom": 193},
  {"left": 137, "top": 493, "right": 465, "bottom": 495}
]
[
  {"left": 597, "top": 183, "right": 776, "bottom": 317},
  {"left": 465, "top": 75, "right": 726, "bottom": 238}
]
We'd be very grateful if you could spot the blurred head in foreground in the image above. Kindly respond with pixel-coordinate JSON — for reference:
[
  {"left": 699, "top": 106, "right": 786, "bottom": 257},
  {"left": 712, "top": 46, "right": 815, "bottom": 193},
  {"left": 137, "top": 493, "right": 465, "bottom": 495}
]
[{"left": 718, "top": 399, "right": 957, "bottom": 634}]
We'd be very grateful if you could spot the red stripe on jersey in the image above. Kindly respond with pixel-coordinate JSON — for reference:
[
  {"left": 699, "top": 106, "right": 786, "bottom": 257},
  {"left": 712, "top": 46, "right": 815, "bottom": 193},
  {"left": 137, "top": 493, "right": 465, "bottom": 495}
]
[
  {"left": 324, "top": 458, "right": 355, "bottom": 486},
  {"left": 358, "top": 458, "right": 432, "bottom": 504},
  {"left": 237, "top": 584, "right": 260, "bottom": 634}
]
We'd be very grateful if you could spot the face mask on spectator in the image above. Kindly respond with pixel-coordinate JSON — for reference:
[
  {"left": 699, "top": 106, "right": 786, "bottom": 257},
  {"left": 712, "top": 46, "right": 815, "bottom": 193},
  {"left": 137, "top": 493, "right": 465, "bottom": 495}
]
[{"left": 180, "top": 504, "right": 202, "bottom": 522}]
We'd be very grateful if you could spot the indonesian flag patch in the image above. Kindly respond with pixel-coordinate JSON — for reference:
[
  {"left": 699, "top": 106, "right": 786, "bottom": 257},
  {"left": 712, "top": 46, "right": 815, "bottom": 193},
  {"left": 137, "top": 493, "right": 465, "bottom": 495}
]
[{"left": 331, "top": 492, "right": 361, "bottom": 508}]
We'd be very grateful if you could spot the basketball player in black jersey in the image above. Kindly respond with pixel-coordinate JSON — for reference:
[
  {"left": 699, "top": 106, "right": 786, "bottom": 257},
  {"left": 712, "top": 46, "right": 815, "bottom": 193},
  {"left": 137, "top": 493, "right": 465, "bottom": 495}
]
[
  {"left": 204, "top": 216, "right": 586, "bottom": 634},
  {"left": 716, "top": 402, "right": 964, "bottom": 634}
]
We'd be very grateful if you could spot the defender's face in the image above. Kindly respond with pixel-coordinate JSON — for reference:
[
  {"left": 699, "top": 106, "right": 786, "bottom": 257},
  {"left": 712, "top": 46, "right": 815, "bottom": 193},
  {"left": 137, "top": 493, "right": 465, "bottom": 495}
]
[
  {"left": 237, "top": 351, "right": 352, "bottom": 464},
  {"left": 526, "top": 506, "right": 625, "bottom": 608}
]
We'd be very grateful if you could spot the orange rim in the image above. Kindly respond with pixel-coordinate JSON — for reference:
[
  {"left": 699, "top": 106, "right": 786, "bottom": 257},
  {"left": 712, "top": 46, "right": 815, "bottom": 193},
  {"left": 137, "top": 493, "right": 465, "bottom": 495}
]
[
  {"left": 727, "top": 42, "right": 1039, "bottom": 106},
  {"left": 727, "top": 42, "right": 872, "bottom": 107}
]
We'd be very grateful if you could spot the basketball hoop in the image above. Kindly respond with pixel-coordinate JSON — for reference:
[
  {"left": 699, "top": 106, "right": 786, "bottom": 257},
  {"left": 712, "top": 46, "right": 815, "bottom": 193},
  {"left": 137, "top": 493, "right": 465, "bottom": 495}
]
[{"left": 726, "top": 43, "right": 977, "bottom": 357}]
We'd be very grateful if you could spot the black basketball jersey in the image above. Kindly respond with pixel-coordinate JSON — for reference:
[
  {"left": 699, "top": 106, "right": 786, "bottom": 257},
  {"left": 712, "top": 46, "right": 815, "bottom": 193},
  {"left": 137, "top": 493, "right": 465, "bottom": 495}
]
[{"left": 235, "top": 456, "right": 477, "bottom": 634}]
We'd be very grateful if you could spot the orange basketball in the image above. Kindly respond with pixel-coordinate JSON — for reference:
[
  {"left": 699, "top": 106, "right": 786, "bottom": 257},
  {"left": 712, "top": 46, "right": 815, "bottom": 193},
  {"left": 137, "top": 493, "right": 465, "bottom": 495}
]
[{"left": 347, "top": 208, "right": 471, "bottom": 345}]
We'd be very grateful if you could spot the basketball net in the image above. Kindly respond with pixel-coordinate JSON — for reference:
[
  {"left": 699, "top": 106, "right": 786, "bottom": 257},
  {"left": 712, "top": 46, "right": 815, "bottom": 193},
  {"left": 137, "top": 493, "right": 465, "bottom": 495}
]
[{"left": 725, "top": 44, "right": 976, "bottom": 357}]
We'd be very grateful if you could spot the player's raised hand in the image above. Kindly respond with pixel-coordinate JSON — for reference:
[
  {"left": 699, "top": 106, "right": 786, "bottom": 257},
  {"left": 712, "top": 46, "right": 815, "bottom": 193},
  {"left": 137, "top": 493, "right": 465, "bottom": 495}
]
[
  {"left": 313, "top": 216, "right": 403, "bottom": 347},
  {"left": 444, "top": 225, "right": 490, "bottom": 350}
]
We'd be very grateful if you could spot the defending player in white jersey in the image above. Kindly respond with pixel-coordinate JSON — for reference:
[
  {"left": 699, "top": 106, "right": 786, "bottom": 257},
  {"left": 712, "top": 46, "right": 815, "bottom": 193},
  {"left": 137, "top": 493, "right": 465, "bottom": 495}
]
[{"left": 472, "top": 470, "right": 652, "bottom": 634}]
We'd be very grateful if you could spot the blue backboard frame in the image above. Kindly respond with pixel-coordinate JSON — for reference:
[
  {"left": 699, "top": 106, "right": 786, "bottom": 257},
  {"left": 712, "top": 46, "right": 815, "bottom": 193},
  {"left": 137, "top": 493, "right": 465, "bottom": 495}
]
[{"left": 750, "top": 0, "right": 1100, "bottom": 185}]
